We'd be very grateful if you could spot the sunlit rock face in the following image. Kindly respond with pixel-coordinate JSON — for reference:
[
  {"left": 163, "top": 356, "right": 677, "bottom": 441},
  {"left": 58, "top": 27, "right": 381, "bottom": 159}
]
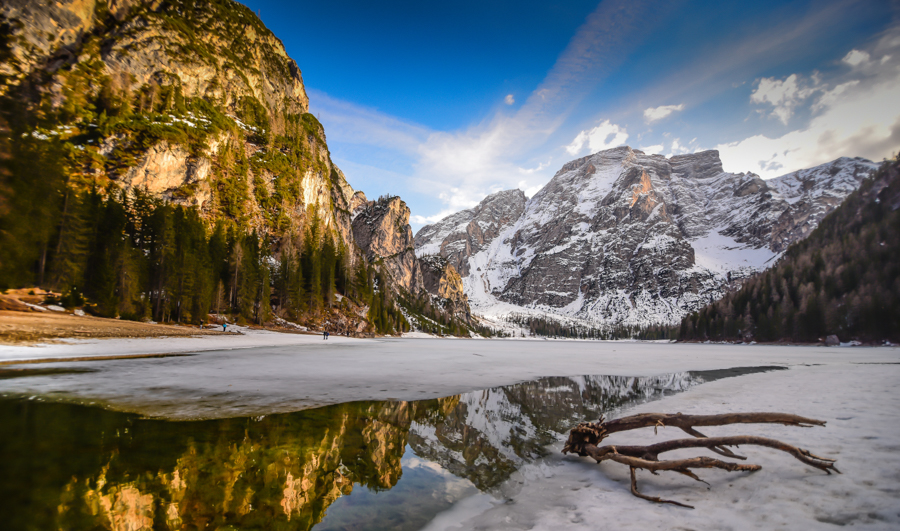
[
  {"left": 352, "top": 195, "right": 423, "bottom": 294},
  {"left": 352, "top": 196, "right": 476, "bottom": 324},
  {"left": 0, "top": 0, "right": 360, "bottom": 253},
  {"left": 418, "top": 254, "right": 471, "bottom": 323},
  {"left": 414, "top": 147, "right": 878, "bottom": 327}
]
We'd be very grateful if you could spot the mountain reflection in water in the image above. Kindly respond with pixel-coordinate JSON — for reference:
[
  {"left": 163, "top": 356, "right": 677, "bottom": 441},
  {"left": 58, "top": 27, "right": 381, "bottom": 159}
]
[{"left": 0, "top": 370, "right": 773, "bottom": 531}]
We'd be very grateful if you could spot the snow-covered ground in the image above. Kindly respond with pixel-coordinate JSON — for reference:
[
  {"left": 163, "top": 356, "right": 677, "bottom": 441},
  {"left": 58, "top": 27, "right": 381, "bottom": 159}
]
[
  {"left": 690, "top": 230, "right": 778, "bottom": 275},
  {"left": 0, "top": 324, "right": 360, "bottom": 363}
]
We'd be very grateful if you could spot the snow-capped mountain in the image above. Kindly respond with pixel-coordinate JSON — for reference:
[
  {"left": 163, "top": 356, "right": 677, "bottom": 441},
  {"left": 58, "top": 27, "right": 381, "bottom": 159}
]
[
  {"left": 414, "top": 189, "right": 526, "bottom": 276},
  {"left": 414, "top": 147, "right": 877, "bottom": 328}
]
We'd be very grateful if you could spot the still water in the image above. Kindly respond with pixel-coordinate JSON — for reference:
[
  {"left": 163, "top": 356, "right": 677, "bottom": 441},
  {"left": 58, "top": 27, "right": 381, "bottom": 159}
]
[{"left": 0, "top": 367, "right": 781, "bottom": 530}]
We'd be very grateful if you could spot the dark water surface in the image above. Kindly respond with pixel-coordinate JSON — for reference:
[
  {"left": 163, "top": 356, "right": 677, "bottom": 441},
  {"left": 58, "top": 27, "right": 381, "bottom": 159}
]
[{"left": 0, "top": 367, "right": 783, "bottom": 531}]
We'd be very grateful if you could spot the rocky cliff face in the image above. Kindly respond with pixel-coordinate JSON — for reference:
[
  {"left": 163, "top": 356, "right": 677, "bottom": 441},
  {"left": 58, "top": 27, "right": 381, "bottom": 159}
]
[
  {"left": 352, "top": 195, "right": 474, "bottom": 327},
  {"left": 415, "top": 147, "right": 877, "bottom": 328},
  {"left": 352, "top": 194, "right": 423, "bottom": 293},
  {"left": 418, "top": 254, "right": 470, "bottom": 322},
  {"left": 1, "top": 0, "right": 480, "bottom": 335},
  {"left": 1, "top": 0, "right": 358, "bottom": 250},
  {"left": 2, "top": 0, "right": 308, "bottom": 114}
]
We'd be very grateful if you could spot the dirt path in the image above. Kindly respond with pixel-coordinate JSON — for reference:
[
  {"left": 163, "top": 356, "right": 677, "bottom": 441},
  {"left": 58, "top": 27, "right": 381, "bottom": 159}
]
[{"left": 0, "top": 310, "right": 226, "bottom": 345}]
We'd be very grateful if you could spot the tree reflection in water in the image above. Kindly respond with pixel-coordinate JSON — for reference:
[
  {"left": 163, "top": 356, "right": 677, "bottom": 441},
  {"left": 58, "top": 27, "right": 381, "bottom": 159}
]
[{"left": 1, "top": 372, "right": 700, "bottom": 530}]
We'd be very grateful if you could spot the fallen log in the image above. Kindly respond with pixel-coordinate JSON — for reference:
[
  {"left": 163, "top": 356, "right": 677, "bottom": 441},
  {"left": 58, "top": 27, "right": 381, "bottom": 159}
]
[{"left": 562, "top": 412, "right": 838, "bottom": 508}]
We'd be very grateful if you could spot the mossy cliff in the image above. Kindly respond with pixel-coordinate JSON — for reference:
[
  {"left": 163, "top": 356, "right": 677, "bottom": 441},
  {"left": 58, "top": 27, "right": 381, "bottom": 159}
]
[{"left": 0, "top": 0, "right": 473, "bottom": 334}]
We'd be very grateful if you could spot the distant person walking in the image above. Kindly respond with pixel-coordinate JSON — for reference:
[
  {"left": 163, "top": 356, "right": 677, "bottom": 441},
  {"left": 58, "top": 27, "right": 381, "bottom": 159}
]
[
  {"left": 223, "top": 323, "right": 227, "bottom": 332},
  {"left": 323, "top": 330, "right": 327, "bottom": 340},
  {"left": 326, "top": 330, "right": 330, "bottom": 340}
]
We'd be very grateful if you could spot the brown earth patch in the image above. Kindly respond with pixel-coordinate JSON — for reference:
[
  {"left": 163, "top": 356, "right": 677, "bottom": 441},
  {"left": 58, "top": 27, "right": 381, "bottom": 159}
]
[{"left": 0, "top": 310, "right": 225, "bottom": 345}]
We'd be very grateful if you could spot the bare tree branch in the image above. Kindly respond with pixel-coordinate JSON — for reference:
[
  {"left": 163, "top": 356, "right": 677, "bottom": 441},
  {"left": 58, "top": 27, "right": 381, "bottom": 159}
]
[{"left": 563, "top": 412, "right": 838, "bottom": 508}]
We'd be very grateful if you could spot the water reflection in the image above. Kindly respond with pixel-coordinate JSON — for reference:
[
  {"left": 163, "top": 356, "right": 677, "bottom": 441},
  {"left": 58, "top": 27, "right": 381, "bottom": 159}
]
[{"left": 0, "top": 370, "right": 765, "bottom": 530}]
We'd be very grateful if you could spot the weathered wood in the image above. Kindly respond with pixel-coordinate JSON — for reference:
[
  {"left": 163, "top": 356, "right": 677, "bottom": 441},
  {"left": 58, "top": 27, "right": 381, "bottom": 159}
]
[
  {"left": 563, "top": 411, "right": 838, "bottom": 508},
  {"left": 603, "top": 412, "right": 825, "bottom": 434}
]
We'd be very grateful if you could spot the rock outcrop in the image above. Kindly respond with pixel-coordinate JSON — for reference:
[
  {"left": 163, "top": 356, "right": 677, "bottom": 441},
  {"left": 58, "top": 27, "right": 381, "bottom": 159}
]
[
  {"left": 1, "top": 0, "right": 363, "bottom": 258},
  {"left": 351, "top": 195, "right": 423, "bottom": 294},
  {"left": 1, "top": 0, "right": 308, "bottom": 114},
  {"left": 415, "top": 147, "right": 877, "bottom": 328},
  {"left": 1, "top": 0, "right": 476, "bottom": 334},
  {"left": 418, "top": 254, "right": 470, "bottom": 322},
  {"left": 352, "top": 195, "right": 474, "bottom": 328}
]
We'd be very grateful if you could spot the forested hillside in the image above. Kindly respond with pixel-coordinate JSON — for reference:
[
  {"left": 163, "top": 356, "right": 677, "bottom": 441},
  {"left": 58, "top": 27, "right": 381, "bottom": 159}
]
[
  {"left": 678, "top": 156, "right": 900, "bottom": 343},
  {"left": 0, "top": 0, "right": 460, "bottom": 335}
]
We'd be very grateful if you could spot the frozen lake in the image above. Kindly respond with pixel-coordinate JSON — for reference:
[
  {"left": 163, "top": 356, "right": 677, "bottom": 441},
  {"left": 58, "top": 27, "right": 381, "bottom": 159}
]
[
  {"left": 0, "top": 336, "right": 896, "bottom": 419},
  {"left": 1, "top": 338, "right": 898, "bottom": 529}
]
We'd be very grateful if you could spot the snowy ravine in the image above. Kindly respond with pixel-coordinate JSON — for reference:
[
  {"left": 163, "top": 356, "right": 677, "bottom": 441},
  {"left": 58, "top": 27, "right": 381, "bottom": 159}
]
[{"left": 414, "top": 147, "right": 878, "bottom": 328}]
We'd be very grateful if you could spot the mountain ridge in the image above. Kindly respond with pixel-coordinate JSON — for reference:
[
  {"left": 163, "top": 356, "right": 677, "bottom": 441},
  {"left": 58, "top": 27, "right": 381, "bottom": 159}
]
[{"left": 414, "top": 146, "right": 877, "bottom": 329}]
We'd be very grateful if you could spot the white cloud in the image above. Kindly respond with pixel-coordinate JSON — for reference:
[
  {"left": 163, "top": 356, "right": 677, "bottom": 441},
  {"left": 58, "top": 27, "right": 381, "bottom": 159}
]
[
  {"left": 643, "top": 104, "right": 684, "bottom": 123},
  {"left": 505, "top": 94, "right": 515, "bottom": 105},
  {"left": 667, "top": 138, "right": 702, "bottom": 157},
  {"left": 842, "top": 49, "right": 871, "bottom": 66},
  {"left": 566, "top": 120, "right": 628, "bottom": 155},
  {"left": 811, "top": 80, "right": 859, "bottom": 112},
  {"left": 749, "top": 74, "right": 823, "bottom": 124},
  {"left": 518, "top": 160, "right": 551, "bottom": 174},
  {"left": 639, "top": 144, "right": 664, "bottom": 155},
  {"left": 882, "top": 55, "right": 893, "bottom": 65},
  {"left": 410, "top": 210, "right": 457, "bottom": 226}
]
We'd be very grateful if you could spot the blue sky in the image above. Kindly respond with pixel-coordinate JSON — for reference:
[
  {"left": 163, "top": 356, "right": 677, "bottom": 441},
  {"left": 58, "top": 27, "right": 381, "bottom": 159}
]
[{"left": 241, "top": 0, "right": 900, "bottom": 228}]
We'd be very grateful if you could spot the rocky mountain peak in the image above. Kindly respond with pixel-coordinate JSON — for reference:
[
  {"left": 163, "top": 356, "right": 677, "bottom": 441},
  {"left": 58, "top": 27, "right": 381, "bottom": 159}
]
[
  {"left": 414, "top": 188, "right": 526, "bottom": 276},
  {"left": 415, "top": 146, "right": 879, "bottom": 329},
  {"left": 669, "top": 149, "right": 726, "bottom": 180},
  {"left": 2, "top": 0, "right": 311, "bottom": 120}
]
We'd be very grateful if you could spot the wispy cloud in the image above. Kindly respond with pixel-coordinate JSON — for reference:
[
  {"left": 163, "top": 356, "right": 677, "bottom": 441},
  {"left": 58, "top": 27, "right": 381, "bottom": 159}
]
[
  {"left": 643, "top": 104, "right": 685, "bottom": 123},
  {"left": 307, "top": 89, "right": 429, "bottom": 154}
]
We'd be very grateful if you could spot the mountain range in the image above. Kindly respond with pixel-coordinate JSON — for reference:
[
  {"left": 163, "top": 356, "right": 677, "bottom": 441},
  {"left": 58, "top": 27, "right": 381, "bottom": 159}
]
[
  {"left": 0, "top": 0, "right": 882, "bottom": 336},
  {"left": 415, "top": 147, "right": 877, "bottom": 329}
]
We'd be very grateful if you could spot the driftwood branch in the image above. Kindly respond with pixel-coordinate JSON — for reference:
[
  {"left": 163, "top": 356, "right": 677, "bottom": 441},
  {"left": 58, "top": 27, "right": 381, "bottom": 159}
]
[{"left": 563, "top": 412, "right": 838, "bottom": 508}]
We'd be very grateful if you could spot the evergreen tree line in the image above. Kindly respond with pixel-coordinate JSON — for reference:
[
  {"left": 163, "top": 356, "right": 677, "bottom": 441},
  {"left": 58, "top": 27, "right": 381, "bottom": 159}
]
[
  {"left": 679, "top": 157, "right": 900, "bottom": 343},
  {"left": 0, "top": 179, "right": 395, "bottom": 329},
  {"left": 366, "top": 268, "right": 410, "bottom": 335},
  {"left": 395, "top": 290, "right": 473, "bottom": 337},
  {"left": 504, "top": 314, "right": 668, "bottom": 340}
]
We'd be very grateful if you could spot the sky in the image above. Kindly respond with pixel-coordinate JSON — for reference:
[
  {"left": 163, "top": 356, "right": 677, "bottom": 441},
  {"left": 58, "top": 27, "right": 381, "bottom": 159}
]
[{"left": 240, "top": 0, "right": 900, "bottom": 229}]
